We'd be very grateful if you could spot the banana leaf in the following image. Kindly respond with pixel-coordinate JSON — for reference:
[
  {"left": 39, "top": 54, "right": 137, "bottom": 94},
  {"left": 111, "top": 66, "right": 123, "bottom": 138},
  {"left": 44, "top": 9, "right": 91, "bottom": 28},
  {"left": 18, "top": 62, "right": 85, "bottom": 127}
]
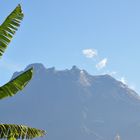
[
  {"left": 0, "top": 4, "right": 24, "bottom": 57},
  {"left": 0, "top": 124, "right": 46, "bottom": 139},
  {"left": 0, "top": 68, "right": 33, "bottom": 100}
]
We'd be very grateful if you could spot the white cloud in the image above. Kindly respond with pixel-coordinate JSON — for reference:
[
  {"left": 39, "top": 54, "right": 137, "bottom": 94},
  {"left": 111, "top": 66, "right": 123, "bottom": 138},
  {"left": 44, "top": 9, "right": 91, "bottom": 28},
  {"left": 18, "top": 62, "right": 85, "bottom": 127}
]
[
  {"left": 96, "top": 58, "right": 107, "bottom": 70},
  {"left": 82, "top": 49, "right": 97, "bottom": 58},
  {"left": 120, "top": 77, "right": 127, "bottom": 84},
  {"left": 120, "top": 77, "right": 137, "bottom": 91}
]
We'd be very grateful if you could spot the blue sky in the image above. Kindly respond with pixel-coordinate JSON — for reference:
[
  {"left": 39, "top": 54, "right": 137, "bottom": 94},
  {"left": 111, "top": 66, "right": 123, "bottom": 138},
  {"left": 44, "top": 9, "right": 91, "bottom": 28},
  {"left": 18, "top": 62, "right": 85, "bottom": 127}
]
[{"left": 0, "top": 0, "right": 140, "bottom": 93}]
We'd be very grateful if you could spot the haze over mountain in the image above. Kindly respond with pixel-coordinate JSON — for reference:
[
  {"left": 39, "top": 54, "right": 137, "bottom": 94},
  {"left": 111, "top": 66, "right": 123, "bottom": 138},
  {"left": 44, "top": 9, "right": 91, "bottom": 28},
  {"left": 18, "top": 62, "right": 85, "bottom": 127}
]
[{"left": 0, "top": 63, "right": 140, "bottom": 140}]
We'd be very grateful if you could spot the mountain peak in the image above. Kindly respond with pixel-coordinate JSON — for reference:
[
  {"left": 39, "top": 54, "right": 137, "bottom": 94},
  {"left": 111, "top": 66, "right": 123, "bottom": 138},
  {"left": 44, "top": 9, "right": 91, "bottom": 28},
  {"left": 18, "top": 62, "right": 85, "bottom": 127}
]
[
  {"left": 71, "top": 65, "right": 81, "bottom": 72},
  {"left": 25, "top": 63, "right": 46, "bottom": 71},
  {"left": 3, "top": 63, "right": 140, "bottom": 140}
]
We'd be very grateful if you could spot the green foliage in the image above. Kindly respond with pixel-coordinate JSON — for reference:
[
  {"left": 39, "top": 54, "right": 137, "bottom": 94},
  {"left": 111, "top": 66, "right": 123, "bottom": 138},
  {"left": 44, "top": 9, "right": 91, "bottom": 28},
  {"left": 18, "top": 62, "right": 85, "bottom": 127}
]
[
  {"left": 0, "top": 4, "right": 46, "bottom": 139},
  {"left": 0, "top": 4, "right": 24, "bottom": 57},
  {"left": 0, "top": 68, "right": 33, "bottom": 100},
  {"left": 0, "top": 124, "right": 46, "bottom": 139}
]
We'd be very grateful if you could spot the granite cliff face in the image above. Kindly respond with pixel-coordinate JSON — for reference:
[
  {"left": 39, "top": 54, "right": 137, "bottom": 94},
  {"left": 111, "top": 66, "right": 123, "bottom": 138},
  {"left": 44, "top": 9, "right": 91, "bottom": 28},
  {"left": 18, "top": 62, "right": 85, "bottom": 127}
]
[{"left": 0, "top": 63, "right": 140, "bottom": 140}]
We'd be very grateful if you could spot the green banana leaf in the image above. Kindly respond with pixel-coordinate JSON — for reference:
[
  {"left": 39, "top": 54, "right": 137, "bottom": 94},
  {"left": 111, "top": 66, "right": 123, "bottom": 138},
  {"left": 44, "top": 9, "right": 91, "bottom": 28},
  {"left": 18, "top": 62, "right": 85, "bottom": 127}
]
[
  {"left": 0, "top": 124, "right": 46, "bottom": 139},
  {"left": 0, "top": 5, "right": 46, "bottom": 140},
  {"left": 0, "top": 4, "right": 24, "bottom": 57},
  {"left": 0, "top": 68, "right": 33, "bottom": 100}
]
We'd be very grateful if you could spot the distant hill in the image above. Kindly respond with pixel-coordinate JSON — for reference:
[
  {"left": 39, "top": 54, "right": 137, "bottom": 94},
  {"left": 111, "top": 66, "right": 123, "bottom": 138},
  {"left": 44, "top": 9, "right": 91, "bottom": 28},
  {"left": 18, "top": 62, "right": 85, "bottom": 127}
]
[{"left": 0, "top": 63, "right": 140, "bottom": 140}]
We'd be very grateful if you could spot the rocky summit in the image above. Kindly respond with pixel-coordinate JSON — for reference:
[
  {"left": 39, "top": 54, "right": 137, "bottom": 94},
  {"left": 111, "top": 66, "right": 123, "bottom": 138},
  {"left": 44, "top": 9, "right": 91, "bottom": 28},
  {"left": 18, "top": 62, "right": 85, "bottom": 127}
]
[{"left": 0, "top": 63, "right": 140, "bottom": 140}]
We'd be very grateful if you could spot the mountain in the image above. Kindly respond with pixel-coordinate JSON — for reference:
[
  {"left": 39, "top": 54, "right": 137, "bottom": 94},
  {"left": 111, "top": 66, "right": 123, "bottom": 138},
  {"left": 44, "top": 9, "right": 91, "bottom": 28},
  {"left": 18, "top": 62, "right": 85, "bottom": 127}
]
[{"left": 0, "top": 63, "right": 140, "bottom": 140}]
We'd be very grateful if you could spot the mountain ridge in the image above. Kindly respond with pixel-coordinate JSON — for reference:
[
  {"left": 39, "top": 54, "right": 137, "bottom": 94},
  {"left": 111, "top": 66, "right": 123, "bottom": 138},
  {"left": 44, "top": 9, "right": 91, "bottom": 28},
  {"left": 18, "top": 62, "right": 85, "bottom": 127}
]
[
  {"left": 2, "top": 63, "right": 140, "bottom": 140},
  {"left": 21, "top": 63, "right": 140, "bottom": 101}
]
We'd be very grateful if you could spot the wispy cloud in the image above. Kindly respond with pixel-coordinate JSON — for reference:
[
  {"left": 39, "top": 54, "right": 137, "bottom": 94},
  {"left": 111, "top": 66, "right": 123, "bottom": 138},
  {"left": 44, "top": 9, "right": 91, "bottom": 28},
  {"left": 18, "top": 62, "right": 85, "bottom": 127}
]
[
  {"left": 120, "top": 77, "right": 127, "bottom": 84},
  {"left": 82, "top": 49, "right": 137, "bottom": 92},
  {"left": 120, "top": 77, "right": 137, "bottom": 91},
  {"left": 82, "top": 49, "right": 97, "bottom": 58},
  {"left": 109, "top": 71, "right": 117, "bottom": 76},
  {"left": 96, "top": 58, "right": 107, "bottom": 70}
]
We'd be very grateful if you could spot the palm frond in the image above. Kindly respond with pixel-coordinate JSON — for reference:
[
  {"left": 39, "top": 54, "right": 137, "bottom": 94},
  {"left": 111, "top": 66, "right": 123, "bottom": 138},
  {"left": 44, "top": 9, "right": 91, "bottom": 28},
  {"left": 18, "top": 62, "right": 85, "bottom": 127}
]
[
  {"left": 0, "top": 68, "right": 33, "bottom": 100},
  {"left": 0, "top": 4, "right": 24, "bottom": 57},
  {"left": 0, "top": 124, "right": 46, "bottom": 139}
]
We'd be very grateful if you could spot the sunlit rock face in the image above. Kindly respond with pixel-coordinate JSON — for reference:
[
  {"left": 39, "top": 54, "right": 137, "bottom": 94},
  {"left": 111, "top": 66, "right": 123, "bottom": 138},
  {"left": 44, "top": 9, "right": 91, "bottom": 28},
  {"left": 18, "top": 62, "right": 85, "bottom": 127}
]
[{"left": 0, "top": 63, "right": 140, "bottom": 140}]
